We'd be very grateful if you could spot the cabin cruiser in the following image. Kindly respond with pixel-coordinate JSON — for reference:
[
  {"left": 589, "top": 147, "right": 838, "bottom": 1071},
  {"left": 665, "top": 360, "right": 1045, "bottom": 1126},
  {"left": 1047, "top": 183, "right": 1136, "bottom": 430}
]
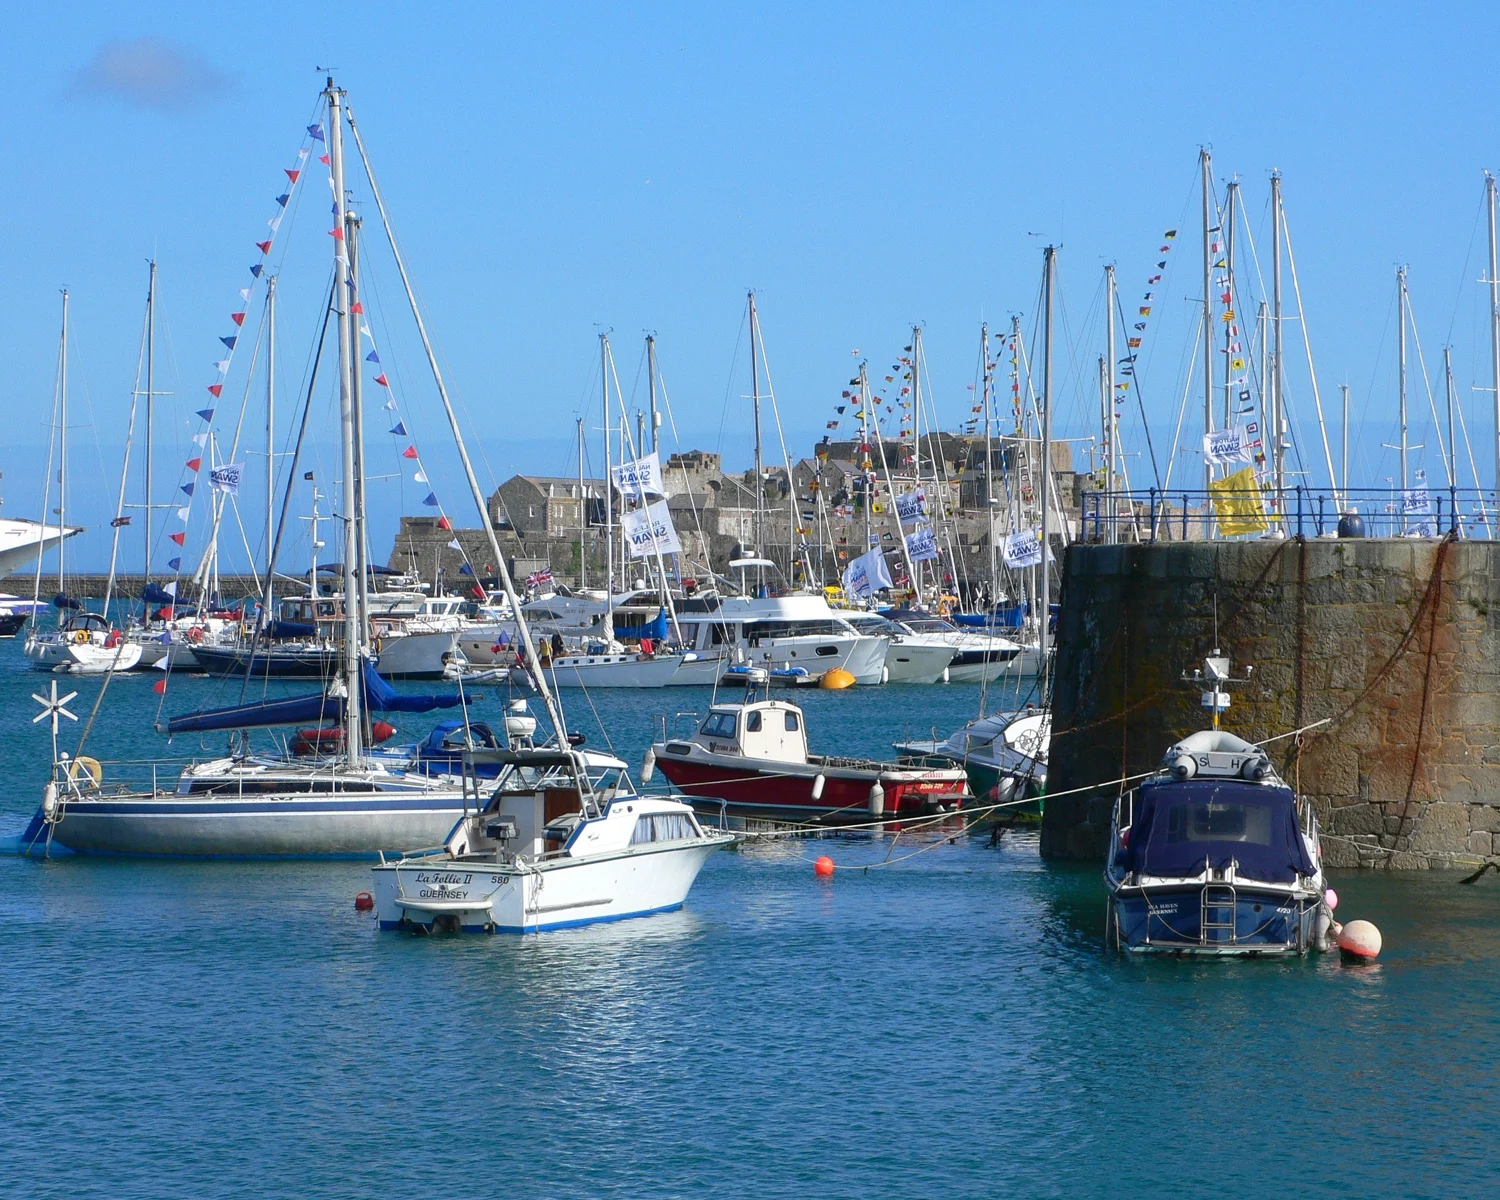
[
  {"left": 648, "top": 688, "right": 970, "bottom": 822},
  {"left": 895, "top": 707, "right": 1049, "bottom": 800},
  {"left": 372, "top": 744, "right": 735, "bottom": 933},
  {"left": 880, "top": 609, "right": 1039, "bottom": 684},
  {"left": 25, "top": 609, "right": 143, "bottom": 673},
  {"left": 0, "top": 594, "right": 49, "bottom": 638},
  {"left": 1103, "top": 655, "right": 1332, "bottom": 955},
  {"left": 839, "top": 612, "right": 956, "bottom": 683},
  {"left": 669, "top": 594, "right": 888, "bottom": 686}
]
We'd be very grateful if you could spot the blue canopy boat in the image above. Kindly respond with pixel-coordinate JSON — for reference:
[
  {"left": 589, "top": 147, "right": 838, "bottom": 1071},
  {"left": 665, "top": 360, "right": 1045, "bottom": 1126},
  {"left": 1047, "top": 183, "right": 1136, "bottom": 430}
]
[{"left": 1104, "top": 655, "right": 1333, "bottom": 956}]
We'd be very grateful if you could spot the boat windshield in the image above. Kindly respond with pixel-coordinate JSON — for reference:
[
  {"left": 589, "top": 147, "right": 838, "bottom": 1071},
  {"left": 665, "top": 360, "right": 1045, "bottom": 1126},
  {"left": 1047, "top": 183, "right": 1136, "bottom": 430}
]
[
  {"left": 1123, "top": 780, "right": 1314, "bottom": 883},
  {"left": 899, "top": 616, "right": 958, "bottom": 633},
  {"left": 848, "top": 615, "right": 902, "bottom": 636}
]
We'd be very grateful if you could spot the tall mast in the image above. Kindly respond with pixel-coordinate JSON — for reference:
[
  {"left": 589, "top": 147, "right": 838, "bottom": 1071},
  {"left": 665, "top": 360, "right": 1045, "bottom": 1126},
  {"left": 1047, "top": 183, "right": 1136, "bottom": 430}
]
[
  {"left": 1340, "top": 383, "right": 1350, "bottom": 497},
  {"left": 1398, "top": 265, "right": 1409, "bottom": 493},
  {"left": 347, "top": 209, "right": 370, "bottom": 627},
  {"left": 601, "top": 332, "right": 613, "bottom": 601},
  {"left": 145, "top": 260, "right": 156, "bottom": 583},
  {"left": 1445, "top": 346, "right": 1457, "bottom": 487},
  {"left": 576, "top": 416, "right": 587, "bottom": 588},
  {"left": 59, "top": 289, "right": 69, "bottom": 604},
  {"left": 1040, "top": 246, "right": 1055, "bottom": 687},
  {"left": 1488, "top": 172, "right": 1500, "bottom": 510},
  {"left": 981, "top": 322, "right": 996, "bottom": 595},
  {"left": 646, "top": 333, "right": 659, "bottom": 456},
  {"left": 325, "top": 76, "right": 362, "bottom": 761},
  {"left": 1271, "top": 171, "right": 1286, "bottom": 508},
  {"left": 1104, "top": 264, "right": 1117, "bottom": 539},
  {"left": 748, "top": 291, "right": 764, "bottom": 564},
  {"left": 1201, "top": 149, "right": 1214, "bottom": 520},
  {"left": 858, "top": 362, "right": 873, "bottom": 570},
  {"left": 909, "top": 325, "right": 923, "bottom": 596},
  {"left": 1223, "top": 181, "right": 1237, "bottom": 429},
  {"left": 265, "top": 275, "right": 276, "bottom": 615}
]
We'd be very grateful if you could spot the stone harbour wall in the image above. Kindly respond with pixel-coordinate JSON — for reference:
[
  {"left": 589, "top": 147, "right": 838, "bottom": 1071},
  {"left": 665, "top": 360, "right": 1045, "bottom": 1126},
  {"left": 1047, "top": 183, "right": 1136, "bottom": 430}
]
[{"left": 1042, "top": 537, "right": 1500, "bottom": 869}]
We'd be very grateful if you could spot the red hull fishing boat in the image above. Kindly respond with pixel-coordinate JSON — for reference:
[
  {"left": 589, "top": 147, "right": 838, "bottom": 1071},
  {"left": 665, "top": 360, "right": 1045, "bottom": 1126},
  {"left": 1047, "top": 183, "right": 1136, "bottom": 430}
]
[{"left": 646, "top": 691, "right": 969, "bottom": 823}]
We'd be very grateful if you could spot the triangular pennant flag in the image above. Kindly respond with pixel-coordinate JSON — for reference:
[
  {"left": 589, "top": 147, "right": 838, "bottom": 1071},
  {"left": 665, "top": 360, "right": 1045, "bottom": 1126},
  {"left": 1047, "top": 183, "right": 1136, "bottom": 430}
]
[
  {"left": 169, "top": 531, "right": 186, "bottom": 545},
  {"left": 230, "top": 312, "right": 246, "bottom": 326},
  {"left": 436, "top": 516, "right": 453, "bottom": 531},
  {"left": 256, "top": 240, "right": 272, "bottom": 254},
  {"left": 366, "top": 350, "right": 380, "bottom": 363},
  {"left": 307, "top": 124, "right": 325, "bottom": 141},
  {"left": 192, "top": 433, "right": 208, "bottom": 447},
  {"left": 374, "top": 374, "right": 389, "bottom": 387},
  {"left": 275, "top": 193, "right": 289, "bottom": 207},
  {"left": 239, "top": 287, "right": 251, "bottom": 301},
  {"left": 285, "top": 168, "right": 301, "bottom": 183},
  {"left": 220, "top": 335, "right": 237, "bottom": 350},
  {"left": 181, "top": 482, "right": 195, "bottom": 496},
  {"left": 319, "top": 154, "right": 330, "bottom": 165},
  {"left": 297, "top": 147, "right": 309, "bottom": 160},
  {"left": 349, "top": 301, "right": 364, "bottom": 313},
  {"left": 167, "top": 557, "right": 181, "bottom": 571},
  {"left": 176, "top": 507, "right": 190, "bottom": 521},
  {"left": 401, "top": 445, "right": 419, "bottom": 459},
  {"left": 359, "top": 324, "right": 372, "bottom": 337},
  {"left": 267, "top": 216, "right": 282, "bottom": 232},
  {"left": 422, "top": 492, "right": 439, "bottom": 507},
  {"left": 446, "top": 539, "right": 461, "bottom": 550},
  {"left": 186, "top": 458, "right": 202, "bottom": 472},
  {"left": 414, "top": 470, "right": 428, "bottom": 483},
  {"left": 383, "top": 399, "right": 397, "bottom": 411},
  {"left": 390, "top": 421, "right": 407, "bottom": 436},
  {"left": 213, "top": 360, "right": 230, "bottom": 374},
  {"left": 328, "top": 227, "right": 344, "bottom": 240},
  {"left": 249, "top": 264, "right": 263, "bottom": 278},
  {"left": 198, "top": 408, "right": 216, "bottom": 422},
  {"left": 205, "top": 383, "right": 222, "bottom": 398}
]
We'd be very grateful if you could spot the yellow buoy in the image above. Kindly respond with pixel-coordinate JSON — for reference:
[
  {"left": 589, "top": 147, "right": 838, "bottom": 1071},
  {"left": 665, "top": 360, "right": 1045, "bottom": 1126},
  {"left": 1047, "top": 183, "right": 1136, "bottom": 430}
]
[{"left": 819, "top": 667, "right": 856, "bottom": 690}]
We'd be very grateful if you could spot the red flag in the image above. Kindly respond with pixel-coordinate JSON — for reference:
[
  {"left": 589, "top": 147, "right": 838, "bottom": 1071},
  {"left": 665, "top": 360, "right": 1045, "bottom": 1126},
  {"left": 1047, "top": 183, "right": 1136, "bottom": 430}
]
[
  {"left": 230, "top": 312, "right": 246, "bottom": 326},
  {"left": 319, "top": 154, "right": 330, "bottom": 165},
  {"left": 401, "top": 445, "right": 418, "bottom": 459},
  {"left": 169, "top": 531, "right": 186, "bottom": 546},
  {"left": 285, "top": 168, "right": 300, "bottom": 183},
  {"left": 152, "top": 679, "right": 167, "bottom": 695},
  {"left": 350, "top": 302, "right": 364, "bottom": 314},
  {"left": 256, "top": 240, "right": 272, "bottom": 254},
  {"left": 207, "top": 383, "right": 223, "bottom": 398},
  {"left": 186, "top": 458, "right": 202, "bottom": 471},
  {"left": 329, "top": 227, "right": 344, "bottom": 240},
  {"left": 374, "top": 374, "right": 389, "bottom": 387},
  {"left": 436, "top": 516, "right": 452, "bottom": 531}
]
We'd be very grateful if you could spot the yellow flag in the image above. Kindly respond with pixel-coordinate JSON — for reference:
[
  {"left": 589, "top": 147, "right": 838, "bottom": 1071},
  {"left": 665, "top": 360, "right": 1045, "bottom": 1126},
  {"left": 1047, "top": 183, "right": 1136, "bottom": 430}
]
[{"left": 1210, "top": 466, "right": 1269, "bottom": 535}]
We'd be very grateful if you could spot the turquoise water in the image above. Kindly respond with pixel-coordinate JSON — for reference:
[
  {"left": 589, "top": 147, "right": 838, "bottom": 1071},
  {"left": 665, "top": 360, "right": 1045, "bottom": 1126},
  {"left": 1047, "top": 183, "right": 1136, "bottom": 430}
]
[{"left": 1, "top": 638, "right": 1497, "bottom": 1198}]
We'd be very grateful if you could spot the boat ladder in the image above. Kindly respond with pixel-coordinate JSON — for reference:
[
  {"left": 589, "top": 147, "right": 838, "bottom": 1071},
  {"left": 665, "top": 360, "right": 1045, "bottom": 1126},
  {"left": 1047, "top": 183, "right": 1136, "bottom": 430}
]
[{"left": 1201, "top": 884, "right": 1237, "bottom": 945}]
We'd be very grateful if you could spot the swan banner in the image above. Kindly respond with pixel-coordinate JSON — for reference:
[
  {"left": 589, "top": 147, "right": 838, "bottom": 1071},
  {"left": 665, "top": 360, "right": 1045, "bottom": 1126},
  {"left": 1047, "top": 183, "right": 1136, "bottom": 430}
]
[
  {"left": 842, "top": 546, "right": 893, "bottom": 598},
  {"left": 904, "top": 523, "right": 940, "bottom": 563},
  {"left": 209, "top": 462, "right": 244, "bottom": 495},
  {"left": 1401, "top": 481, "right": 1435, "bottom": 537},
  {"left": 1203, "top": 424, "right": 1254, "bottom": 466},
  {"left": 622, "top": 499, "right": 682, "bottom": 558},
  {"left": 611, "top": 451, "right": 667, "bottom": 499},
  {"left": 894, "top": 488, "right": 927, "bottom": 523},
  {"left": 1002, "top": 528, "right": 1053, "bottom": 570}
]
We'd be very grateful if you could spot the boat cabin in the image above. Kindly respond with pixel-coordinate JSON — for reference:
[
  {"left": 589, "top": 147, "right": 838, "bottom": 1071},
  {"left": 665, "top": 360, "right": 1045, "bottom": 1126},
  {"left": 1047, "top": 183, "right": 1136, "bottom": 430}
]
[{"left": 689, "top": 700, "right": 808, "bottom": 763}]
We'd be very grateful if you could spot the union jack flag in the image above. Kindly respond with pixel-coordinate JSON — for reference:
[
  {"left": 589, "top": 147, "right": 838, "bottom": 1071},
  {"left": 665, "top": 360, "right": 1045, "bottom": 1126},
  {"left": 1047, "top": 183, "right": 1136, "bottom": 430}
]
[{"left": 525, "top": 568, "right": 553, "bottom": 589}]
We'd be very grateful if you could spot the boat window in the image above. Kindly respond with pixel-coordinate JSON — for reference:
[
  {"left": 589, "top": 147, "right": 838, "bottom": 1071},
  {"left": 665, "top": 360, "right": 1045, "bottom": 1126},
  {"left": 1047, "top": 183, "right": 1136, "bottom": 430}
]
[
  {"left": 815, "top": 645, "right": 838, "bottom": 656},
  {"left": 746, "top": 711, "right": 762, "bottom": 732},
  {"left": 1165, "top": 801, "right": 1273, "bottom": 846},
  {"left": 784, "top": 711, "right": 800, "bottom": 732},
  {"left": 699, "top": 712, "right": 738, "bottom": 739},
  {"left": 630, "top": 812, "right": 700, "bottom": 844},
  {"left": 709, "top": 622, "right": 737, "bottom": 646},
  {"left": 901, "top": 617, "right": 957, "bottom": 632},
  {"left": 744, "top": 619, "right": 844, "bottom": 641}
]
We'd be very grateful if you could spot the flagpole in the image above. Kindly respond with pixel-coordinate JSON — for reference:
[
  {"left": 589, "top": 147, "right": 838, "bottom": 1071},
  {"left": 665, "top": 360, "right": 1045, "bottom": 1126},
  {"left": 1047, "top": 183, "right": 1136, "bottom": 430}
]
[
  {"left": 1104, "top": 265, "right": 1117, "bottom": 542},
  {"left": 601, "top": 332, "right": 613, "bottom": 617},
  {"left": 1488, "top": 171, "right": 1500, "bottom": 522},
  {"left": 1201, "top": 148, "right": 1214, "bottom": 537},
  {"left": 1398, "top": 265, "right": 1409, "bottom": 496}
]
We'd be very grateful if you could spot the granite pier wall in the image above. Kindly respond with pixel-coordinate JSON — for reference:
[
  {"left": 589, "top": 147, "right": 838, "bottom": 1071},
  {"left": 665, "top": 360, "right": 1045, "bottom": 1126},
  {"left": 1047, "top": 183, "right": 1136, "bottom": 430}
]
[{"left": 1042, "top": 537, "right": 1500, "bottom": 869}]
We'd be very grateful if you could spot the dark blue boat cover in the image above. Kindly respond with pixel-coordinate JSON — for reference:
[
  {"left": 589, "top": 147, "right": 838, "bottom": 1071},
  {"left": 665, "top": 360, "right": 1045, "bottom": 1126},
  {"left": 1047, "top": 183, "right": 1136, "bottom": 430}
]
[
  {"left": 361, "top": 661, "right": 462, "bottom": 713},
  {"left": 1123, "top": 779, "right": 1315, "bottom": 883},
  {"left": 268, "top": 619, "right": 319, "bottom": 639}
]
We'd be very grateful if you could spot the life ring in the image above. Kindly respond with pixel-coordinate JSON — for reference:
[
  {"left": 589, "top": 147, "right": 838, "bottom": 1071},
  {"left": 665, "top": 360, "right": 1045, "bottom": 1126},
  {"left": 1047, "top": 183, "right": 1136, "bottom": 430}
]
[
  {"left": 68, "top": 756, "right": 103, "bottom": 787},
  {"left": 73, "top": 629, "right": 89, "bottom": 644},
  {"left": 188, "top": 626, "right": 205, "bottom": 644}
]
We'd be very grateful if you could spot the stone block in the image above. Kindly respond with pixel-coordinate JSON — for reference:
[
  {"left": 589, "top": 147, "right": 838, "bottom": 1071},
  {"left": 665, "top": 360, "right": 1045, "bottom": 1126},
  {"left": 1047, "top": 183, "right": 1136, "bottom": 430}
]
[
  {"left": 1409, "top": 801, "right": 1471, "bottom": 854},
  {"left": 1330, "top": 802, "right": 1385, "bottom": 836},
  {"left": 1470, "top": 804, "right": 1500, "bottom": 832},
  {"left": 1468, "top": 830, "right": 1492, "bottom": 856},
  {"left": 1386, "top": 850, "right": 1429, "bottom": 869},
  {"left": 1321, "top": 837, "right": 1362, "bottom": 869}
]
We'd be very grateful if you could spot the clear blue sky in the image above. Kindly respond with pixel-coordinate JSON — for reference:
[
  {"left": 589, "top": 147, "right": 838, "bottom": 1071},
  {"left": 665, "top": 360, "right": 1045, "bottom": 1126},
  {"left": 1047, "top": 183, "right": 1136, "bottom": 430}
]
[{"left": 4, "top": 2, "right": 1499, "bottom": 573}]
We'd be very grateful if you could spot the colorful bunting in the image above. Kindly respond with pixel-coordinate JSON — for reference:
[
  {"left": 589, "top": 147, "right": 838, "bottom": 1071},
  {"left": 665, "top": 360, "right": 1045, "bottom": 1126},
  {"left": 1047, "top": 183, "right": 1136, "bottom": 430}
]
[
  {"left": 256, "top": 240, "right": 272, "bottom": 254},
  {"left": 374, "top": 374, "right": 389, "bottom": 387},
  {"left": 169, "top": 531, "right": 186, "bottom": 546},
  {"left": 180, "top": 483, "right": 195, "bottom": 496},
  {"left": 198, "top": 407, "right": 216, "bottom": 420},
  {"left": 186, "top": 458, "right": 202, "bottom": 472},
  {"left": 402, "top": 445, "right": 419, "bottom": 459},
  {"left": 167, "top": 557, "right": 181, "bottom": 571},
  {"left": 219, "top": 336, "right": 237, "bottom": 350},
  {"left": 230, "top": 312, "right": 246, "bottom": 326},
  {"left": 390, "top": 422, "right": 407, "bottom": 436},
  {"left": 422, "top": 493, "right": 439, "bottom": 507},
  {"left": 366, "top": 350, "right": 380, "bottom": 363}
]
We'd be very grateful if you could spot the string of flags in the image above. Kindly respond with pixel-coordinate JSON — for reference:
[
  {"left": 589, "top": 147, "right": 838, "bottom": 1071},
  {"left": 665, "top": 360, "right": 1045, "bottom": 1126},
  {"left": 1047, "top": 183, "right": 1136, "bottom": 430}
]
[{"left": 165, "top": 120, "right": 321, "bottom": 583}]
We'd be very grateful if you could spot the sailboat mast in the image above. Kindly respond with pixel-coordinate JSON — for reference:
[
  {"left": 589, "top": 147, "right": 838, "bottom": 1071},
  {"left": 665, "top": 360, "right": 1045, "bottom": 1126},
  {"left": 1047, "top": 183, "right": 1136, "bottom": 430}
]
[
  {"left": 601, "top": 333, "right": 613, "bottom": 601},
  {"left": 1398, "top": 265, "right": 1409, "bottom": 493},
  {"left": 59, "top": 289, "right": 69, "bottom": 605},
  {"left": 577, "top": 416, "right": 587, "bottom": 588},
  {"left": 145, "top": 260, "right": 156, "bottom": 583},
  {"left": 265, "top": 275, "right": 276, "bottom": 615},
  {"left": 347, "top": 211, "right": 371, "bottom": 634},
  {"left": 1104, "top": 265, "right": 1117, "bottom": 537},
  {"left": 1341, "top": 384, "right": 1350, "bottom": 496},
  {"left": 748, "top": 291, "right": 764, "bottom": 563},
  {"left": 1223, "top": 182, "right": 1237, "bottom": 429},
  {"left": 858, "top": 362, "right": 873, "bottom": 571},
  {"left": 1200, "top": 150, "right": 1214, "bottom": 524},
  {"left": 1488, "top": 172, "right": 1500, "bottom": 510},
  {"left": 982, "top": 323, "right": 996, "bottom": 596},
  {"left": 1271, "top": 172, "right": 1286, "bottom": 508},
  {"left": 1040, "top": 246, "right": 1055, "bottom": 686},
  {"left": 1445, "top": 345, "right": 1457, "bottom": 486},
  {"left": 325, "top": 77, "right": 362, "bottom": 761},
  {"left": 646, "top": 334, "right": 659, "bottom": 456}
]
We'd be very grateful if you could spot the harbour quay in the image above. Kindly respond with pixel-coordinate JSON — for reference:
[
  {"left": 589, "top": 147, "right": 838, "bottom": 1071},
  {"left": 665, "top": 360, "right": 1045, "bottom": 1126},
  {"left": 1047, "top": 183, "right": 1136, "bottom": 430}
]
[{"left": 1043, "top": 535, "right": 1500, "bottom": 870}]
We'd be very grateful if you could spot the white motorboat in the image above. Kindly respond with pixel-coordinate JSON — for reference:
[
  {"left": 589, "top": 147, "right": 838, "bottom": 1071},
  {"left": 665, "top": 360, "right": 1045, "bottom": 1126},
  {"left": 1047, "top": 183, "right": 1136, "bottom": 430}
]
[
  {"left": 373, "top": 745, "right": 735, "bottom": 933},
  {"left": 671, "top": 593, "right": 888, "bottom": 685},
  {"left": 842, "top": 612, "right": 957, "bottom": 683},
  {"left": 880, "top": 609, "right": 1038, "bottom": 684},
  {"left": 0, "top": 517, "right": 80, "bottom": 578}
]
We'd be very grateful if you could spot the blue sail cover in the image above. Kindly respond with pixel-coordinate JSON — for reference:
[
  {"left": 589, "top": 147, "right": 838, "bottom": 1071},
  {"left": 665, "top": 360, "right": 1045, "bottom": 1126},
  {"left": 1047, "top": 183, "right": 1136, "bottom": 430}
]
[
  {"left": 142, "top": 583, "right": 176, "bottom": 605},
  {"left": 163, "top": 662, "right": 460, "bottom": 734},
  {"left": 1123, "top": 779, "right": 1315, "bottom": 884}
]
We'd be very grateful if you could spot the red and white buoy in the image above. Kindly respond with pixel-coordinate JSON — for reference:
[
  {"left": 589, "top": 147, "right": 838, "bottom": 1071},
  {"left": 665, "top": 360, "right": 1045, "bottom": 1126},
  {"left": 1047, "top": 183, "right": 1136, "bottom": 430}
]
[{"left": 1337, "top": 918, "right": 1382, "bottom": 963}]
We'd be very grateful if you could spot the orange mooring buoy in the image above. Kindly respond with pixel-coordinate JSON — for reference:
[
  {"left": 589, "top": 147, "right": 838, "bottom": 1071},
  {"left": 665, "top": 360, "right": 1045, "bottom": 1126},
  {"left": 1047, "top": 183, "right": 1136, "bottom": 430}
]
[
  {"left": 354, "top": 891, "right": 375, "bottom": 912},
  {"left": 814, "top": 856, "right": 835, "bottom": 877},
  {"left": 1337, "top": 918, "right": 1382, "bottom": 962}
]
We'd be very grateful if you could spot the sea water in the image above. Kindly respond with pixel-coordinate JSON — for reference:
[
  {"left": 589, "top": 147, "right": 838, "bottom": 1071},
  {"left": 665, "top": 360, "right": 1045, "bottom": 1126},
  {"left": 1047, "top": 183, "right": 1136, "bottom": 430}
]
[{"left": 0, "top": 638, "right": 1497, "bottom": 1198}]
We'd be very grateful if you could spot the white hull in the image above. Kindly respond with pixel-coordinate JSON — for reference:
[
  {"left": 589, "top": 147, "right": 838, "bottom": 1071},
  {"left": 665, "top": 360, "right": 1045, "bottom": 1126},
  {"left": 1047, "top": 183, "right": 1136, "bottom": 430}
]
[
  {"left": 545, "top": 652, "right": 687, "bottom": 688},
  {"left": 373, "top": 839, "right": 723, "bottom": 932},
  {"left": 374, "top": 629, "right": 461, "bottom": 678},
  {"left": 881, "top": 639, "right": 957, "bottom": 684},
  {"left": 740, "top": 634, "right": 887, "bottom": 685},
  {"left": 946, "top": 643, "right": 1043, "bottom": 684},
  {"left": 64, "top": 641, "right": 143, "bottom": 673},
  {"left": 0, "top": 518, "right": 80, "bottom": 577}
]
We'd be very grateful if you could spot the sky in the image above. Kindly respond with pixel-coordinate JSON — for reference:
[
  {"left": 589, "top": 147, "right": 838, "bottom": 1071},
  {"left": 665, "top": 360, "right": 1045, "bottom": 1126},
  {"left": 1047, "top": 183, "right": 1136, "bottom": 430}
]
[{"left": 5, "top": 2, "right": 1500, "bottom": 574}]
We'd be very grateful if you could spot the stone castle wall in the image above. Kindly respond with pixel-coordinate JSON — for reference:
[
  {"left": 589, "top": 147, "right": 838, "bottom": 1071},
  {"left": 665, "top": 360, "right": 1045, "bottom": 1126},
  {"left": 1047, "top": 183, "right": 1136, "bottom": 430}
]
[{"left": 1042, "top": 537, "right": 1500, "bottom": 870}]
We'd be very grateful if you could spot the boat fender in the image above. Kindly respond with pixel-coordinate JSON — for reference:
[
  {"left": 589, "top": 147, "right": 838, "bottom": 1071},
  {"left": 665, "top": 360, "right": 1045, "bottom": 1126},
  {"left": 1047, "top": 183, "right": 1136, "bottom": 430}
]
[
  {"left": 1171, "top": 754, "right": 1197, "bottom": 780},
  {"left": 880, "top": 665, "right": 890, "bottom": 684},
  {"left": 640, "top": 747, "right": 656, "bottom": 784},
  {"left": 868, "top": 781, "right": 885, "bottom": 817},
  {"left": 1240, "top": 755, "right": 1270, "bottom": 781},
  {"left": 811, "top": 773, "right": 826, "bottom": 800},
  {"left": 68, "top": 756, "right": 102, "bottom": 788},
  {"left": 354, "top": 891, "right": 374, "bottom": 912},
  {"left": 1338, "top": 919, "right": 1382, "bottom": 963},
  {"left": 41, "top": 781, "right": 58, "bottom": 820},
  {"left": 1324, "top": 887, "right": 1339, "bottom": 911},
  {"left": 941, "top": 666, "right": 950, "bottom": 684},
  {"left": 1312, "top": 903, "right": 1334, "bottom": 953}
]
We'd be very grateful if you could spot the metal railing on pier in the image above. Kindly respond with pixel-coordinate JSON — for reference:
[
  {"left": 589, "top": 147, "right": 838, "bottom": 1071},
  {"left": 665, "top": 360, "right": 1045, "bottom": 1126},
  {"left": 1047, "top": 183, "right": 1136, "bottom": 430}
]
[{"left": 1079, "top": 486, "right": 1496, "bottom": 542}]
